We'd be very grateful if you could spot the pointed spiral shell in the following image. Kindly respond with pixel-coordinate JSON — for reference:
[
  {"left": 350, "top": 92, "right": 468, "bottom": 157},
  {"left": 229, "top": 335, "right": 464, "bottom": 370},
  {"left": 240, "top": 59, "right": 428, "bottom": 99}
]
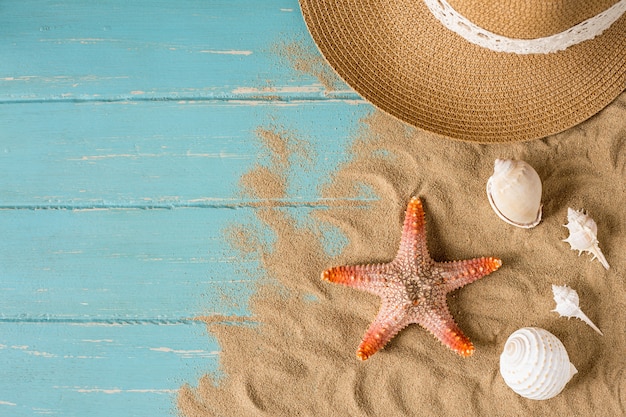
[
  {"left": 552, "top": 284, "right": 581, "bottom": 317},
  {"left": 486, "top": 159, "right": 542, "bottom": 228},
  {"left": 552, "top": 284, "right": 603, "bottom": 335},
  {"left": 563, "top": 208, "right": 609, "bottom": 269},
  {"left": 500, "top": 327, "right": 577, "bottom": 400}
]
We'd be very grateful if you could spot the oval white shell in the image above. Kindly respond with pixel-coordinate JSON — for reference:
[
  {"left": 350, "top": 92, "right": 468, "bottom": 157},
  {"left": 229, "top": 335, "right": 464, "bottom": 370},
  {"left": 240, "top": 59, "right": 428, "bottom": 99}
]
[
  {"left": 563, "top": 208, "right": 609, "bottom": 269},
  {"left": 552, "top": 284, "right": 603, "bottom": 335},
  {"left": 486, "top": 159, "right": 542, "bottom": 228},
  {"left": 500, "top": 327, "right": 577, "bottom": 400}
]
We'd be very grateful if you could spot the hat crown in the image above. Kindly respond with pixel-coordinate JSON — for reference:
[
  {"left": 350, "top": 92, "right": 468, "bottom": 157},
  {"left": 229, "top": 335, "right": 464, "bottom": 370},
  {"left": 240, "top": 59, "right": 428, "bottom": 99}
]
[{"left": 447, "top": 0, "right": 620, "bottom": 38}]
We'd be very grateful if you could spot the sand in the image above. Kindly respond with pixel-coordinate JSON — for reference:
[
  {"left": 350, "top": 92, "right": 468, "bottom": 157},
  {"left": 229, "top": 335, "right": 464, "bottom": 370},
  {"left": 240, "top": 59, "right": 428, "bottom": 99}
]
[
  {"left": 270, "top": 38, "right": 343, "bottom": 92},
  {"left": 178, "top": 89, "right": 625, "bottom": 416}
]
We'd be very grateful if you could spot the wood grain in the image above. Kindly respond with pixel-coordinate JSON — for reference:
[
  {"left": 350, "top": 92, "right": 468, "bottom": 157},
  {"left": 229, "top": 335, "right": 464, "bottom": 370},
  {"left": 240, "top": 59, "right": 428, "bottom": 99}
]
[{"left": 0, "top": 1, "right": 367, "bottom": 415}]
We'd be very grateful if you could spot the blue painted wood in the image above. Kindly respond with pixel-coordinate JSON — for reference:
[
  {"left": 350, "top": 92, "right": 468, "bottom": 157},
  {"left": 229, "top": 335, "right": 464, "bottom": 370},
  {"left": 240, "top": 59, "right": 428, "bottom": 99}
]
[
  {"left": 0, "top": 100, "right": 366, "bottom": 207},
  {"left": 0, "top": 1, "right": 368, "bottom": 415},
  {"left": 0, "top": 208, "right": 257, "bottom": 320},
  {"left": 0, "top": 0, "right": 355, "bottom": 103},
  {"left": 0, "top": 321, "right": 220, "bottom": 417}
]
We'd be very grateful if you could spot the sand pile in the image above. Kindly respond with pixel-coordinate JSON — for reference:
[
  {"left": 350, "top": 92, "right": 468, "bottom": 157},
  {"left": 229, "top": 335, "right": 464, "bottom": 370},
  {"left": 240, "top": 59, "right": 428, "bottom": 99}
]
[{"left": 179, "top": 94, "right": 626, "bottom": 416}]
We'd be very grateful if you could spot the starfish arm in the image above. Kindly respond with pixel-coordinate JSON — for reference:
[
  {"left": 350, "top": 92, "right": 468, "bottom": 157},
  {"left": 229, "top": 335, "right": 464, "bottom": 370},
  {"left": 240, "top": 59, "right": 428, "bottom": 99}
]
[
  {"left": 438, "top": 257, "right": 502, "bottom": 292},
  {"left": 394, "top": 196, "right": 432, "bottom": 266},
  {"left": 356, "top": 303, "right": 409, "bottom": 360},
  {"left": 416, "top": 306, "right": 475, "bottom": 357},
  {"left": 321, "top": 264, "right": 397, "bottom": 297},
  {"left": 323, "top": 197, "right": 499, "bottom": 359}
]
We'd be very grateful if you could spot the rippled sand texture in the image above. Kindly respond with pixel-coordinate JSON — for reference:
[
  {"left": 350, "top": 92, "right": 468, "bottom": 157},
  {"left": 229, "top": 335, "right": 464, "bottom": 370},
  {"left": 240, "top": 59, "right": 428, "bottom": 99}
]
[{"left": 179, "top": 93, "right": 626, "bottom": 417}]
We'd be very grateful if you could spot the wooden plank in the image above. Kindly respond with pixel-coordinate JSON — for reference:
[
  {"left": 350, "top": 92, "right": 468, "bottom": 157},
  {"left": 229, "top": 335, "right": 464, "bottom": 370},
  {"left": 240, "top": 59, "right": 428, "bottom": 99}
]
[
  {"left": 0, "top": 1, "right": 367, "bottom": 416},
  {"left": 0, "top": 94, "right": 366, "bottom": 412},
  {"left": 0, "top": 208, "right": 261, "bottom": 320},
  {"left": 0, "top": 0, "right": 355, "bottom": 103},
  {"left": 0, "top": 100, "right": 367, "bottom": 207},
  {"left": 0, "top": 321, "right": 220, "bottom": 417}
]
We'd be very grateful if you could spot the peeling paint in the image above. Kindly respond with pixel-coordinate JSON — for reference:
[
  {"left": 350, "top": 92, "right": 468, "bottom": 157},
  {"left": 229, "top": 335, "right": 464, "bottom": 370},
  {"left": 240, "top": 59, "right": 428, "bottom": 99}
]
[
  {"left": 148, "top": 346, "right": 219, "bottom": 358},
  {"left": 232, "top": 85, "right": 323, "bottom": 94},
  {"left": 199, "top": 50, "right": 252, "bottom": 55},
  {"left": 7, "top": 345, "right": 57, "bottom": 358},
  {"left": 81, "top": 339, "right": 114, "bottom": 343},
  {"left": 56, "top": 387, "right": 177, "bottom": 394},
  {"left": 63, "top": 355, "right": 106, "bottom": 359},
  {"left": 0, "top": 75, "right": 130, "bottom": 82}
]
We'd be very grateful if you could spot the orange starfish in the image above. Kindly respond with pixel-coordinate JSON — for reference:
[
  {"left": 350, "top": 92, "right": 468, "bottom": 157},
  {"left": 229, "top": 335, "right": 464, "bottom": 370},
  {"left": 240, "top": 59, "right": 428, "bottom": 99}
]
[{"left": 323, "top": 197, "right": 502, "bottom": 360}]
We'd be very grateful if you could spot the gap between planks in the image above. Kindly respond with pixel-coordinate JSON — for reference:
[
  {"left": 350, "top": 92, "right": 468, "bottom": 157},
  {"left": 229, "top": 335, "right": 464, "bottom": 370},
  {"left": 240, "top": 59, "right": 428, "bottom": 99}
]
[
  {"left": 0, "top": 317, "right": 256, "bottom": 326},
  {"left": 0, "top": 198, "right": 375, "bottom": 211},
  {"left": 0, "top": 91, "right": 361, "bottom": 105}
]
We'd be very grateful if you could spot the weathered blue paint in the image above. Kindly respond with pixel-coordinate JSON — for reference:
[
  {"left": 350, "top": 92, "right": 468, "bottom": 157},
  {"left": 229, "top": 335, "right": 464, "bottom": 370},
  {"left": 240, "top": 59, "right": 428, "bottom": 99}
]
[
  {"left": 0, "top": 0, "right": 371, "bottom": 415},
  {"left": 0, "top": 100, "right": 367, "bottom": 207},
  {"left": 0, "top": 0, "right": 357, "bottom": 103},
  {"left": 0, "top": 321, "right": 220, "bottom": 417},
  {"left": 0, "top": 208, "right": 257, "bottom": 319}
]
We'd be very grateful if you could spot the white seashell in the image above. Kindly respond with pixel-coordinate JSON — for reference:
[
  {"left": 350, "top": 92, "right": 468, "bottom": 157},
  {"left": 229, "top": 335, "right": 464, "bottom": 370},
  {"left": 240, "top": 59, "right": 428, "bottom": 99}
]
[
  {"left": 500, "top": 327, "right": 577, "bottom": 400},
  {"left": 552, "top": 284, "right": 603, "bottom": 335},
  {"left": 563, "top": 208, "right": 609, "bottom": 270},
  {"left": 486, "top": 159, "right": 542, "bottom": 228}
]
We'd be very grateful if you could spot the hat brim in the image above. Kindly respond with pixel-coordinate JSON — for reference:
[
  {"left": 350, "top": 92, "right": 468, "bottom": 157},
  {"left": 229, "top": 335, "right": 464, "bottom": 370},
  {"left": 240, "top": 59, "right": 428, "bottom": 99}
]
[{"left": 300, "top": 0, "right": 626, "bottom": 143}]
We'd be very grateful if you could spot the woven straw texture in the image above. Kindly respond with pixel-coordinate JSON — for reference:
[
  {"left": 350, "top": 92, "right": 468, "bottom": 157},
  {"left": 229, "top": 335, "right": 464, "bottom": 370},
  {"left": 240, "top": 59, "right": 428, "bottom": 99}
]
[
  {"left": 299, "top": 0, "right": 626, "bottom": 142},
  {"left": 446, "top": 0, "right": 618, "bottom": 38}
]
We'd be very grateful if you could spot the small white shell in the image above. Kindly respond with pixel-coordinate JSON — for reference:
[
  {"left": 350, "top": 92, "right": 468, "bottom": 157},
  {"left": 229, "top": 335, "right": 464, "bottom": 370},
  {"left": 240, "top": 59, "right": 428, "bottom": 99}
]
[
  {"left": 563, "top": 208, "right": 609, "bottom": 269},
  {"left": 552, "top": 284, "right": 603, "bottom": 335},
  {"left": 486, "top": 159, "right": 542, "bottom": 228},
  {"left": 500, "top": 327, "right": 577, "bottom": 400}
]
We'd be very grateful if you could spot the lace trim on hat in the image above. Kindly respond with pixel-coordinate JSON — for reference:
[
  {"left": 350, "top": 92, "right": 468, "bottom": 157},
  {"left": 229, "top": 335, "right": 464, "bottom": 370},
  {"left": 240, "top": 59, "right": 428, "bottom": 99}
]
[{"left": 424, "top": 0, "right": 626, "bottom": 54}]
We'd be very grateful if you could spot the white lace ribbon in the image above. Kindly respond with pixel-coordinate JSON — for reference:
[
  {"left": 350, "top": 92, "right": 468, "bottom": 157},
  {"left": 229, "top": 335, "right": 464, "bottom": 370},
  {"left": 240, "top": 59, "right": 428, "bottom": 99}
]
[{"left": 424, "top": 0, "right": 626, "bottom": 54}]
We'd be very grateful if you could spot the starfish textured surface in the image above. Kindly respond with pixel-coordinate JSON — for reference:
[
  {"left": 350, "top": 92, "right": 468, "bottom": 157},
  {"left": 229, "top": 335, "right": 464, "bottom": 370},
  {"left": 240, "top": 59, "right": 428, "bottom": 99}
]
[{"left": 322, "top": 196, "right": 502, "bottom": 360}]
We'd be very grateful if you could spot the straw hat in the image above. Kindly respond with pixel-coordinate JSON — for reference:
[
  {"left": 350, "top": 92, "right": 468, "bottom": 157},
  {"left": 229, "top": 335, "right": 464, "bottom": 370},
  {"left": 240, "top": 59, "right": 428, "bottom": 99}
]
[{"left": 299, "top": 0, "right": 626, "bottom": 142}]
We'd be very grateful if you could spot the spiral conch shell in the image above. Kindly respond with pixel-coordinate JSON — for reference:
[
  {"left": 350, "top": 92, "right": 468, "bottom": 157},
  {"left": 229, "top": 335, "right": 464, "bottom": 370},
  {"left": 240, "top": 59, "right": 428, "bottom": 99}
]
[
  {"left": 500, "top": 327, "right": 577, "bottom": 400},
  {"left": 552, "top": 284, "right": 603, "bottom": 335},
  {"left": 486, "top": 159, "right": 542, "bottom": 228},
  {"left": 563, "top": 208, "right": 609, "bottom": 270}
]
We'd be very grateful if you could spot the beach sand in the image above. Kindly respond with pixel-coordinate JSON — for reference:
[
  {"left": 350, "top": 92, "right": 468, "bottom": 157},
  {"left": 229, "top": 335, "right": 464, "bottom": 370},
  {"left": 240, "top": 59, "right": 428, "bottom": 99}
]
[{"left": 178, "top": 92, "right": 626, "bottom": 416}]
